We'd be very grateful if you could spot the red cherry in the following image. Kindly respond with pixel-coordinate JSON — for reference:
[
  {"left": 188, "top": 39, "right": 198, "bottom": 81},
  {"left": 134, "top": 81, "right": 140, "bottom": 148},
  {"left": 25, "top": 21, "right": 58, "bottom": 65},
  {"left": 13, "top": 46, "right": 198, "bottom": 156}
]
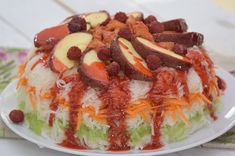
[
  {"left": 114, "top": 12, "right": 128, "bottom": 23},
  {"left": 67, "top": 46, "right": 82, "bottom": 60},
  {"left": 106, "top": 62, "right": 120, "bottom": 76},
  {"left": 146, "top": 55, "right": 162, "bottom": 70},
  {"left": 68, "top": 17, "right": 87, "bottom": 33},
  {"left": 118, "top": 27, "right": 132, "bottom": 40},
  {"left": 9, "top": 110, "right": 24, "bottom": 124},
  {"left": 144, "top": 15, "right": 157, "bottom": 25},
  {"left": 97, "top": 47, "right": 111, "bottom": 61}
]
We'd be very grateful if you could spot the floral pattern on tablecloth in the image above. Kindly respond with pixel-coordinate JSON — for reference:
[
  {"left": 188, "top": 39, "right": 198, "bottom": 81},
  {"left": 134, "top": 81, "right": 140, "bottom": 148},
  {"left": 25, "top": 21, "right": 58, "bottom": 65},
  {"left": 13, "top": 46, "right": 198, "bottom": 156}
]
[{"left": 0, "top": 47, "right": 28, "bottom": 138}]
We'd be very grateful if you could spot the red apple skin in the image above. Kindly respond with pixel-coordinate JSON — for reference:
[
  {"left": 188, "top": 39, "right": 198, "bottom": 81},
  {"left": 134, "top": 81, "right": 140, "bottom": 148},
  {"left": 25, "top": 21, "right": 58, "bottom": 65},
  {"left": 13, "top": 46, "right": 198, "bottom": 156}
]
[
  {"left": 78, "top": 49, "right": 110, "bottom": 88},
  {"left": 131, "top": 37, "right": 192, "bottom": 70},
  {"left": 110, "top": 37, "right": 152, "bottom": 81}
]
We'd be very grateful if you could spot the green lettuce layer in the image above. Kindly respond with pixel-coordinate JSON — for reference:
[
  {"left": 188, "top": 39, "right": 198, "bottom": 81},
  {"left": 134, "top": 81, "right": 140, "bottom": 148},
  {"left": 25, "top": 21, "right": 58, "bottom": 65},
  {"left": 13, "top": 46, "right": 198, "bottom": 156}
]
[
  {"left": 25, "top": 112, "right": 46, "bottom": 135},
  {"left": 128, "top": 122, "right": 151, "bottom": 147},
  {"left": 162, "top": 111, "right": 203, "bottom": 142},
  {"left": 76, "top": 124, "right": 107, "bottom": 143}
]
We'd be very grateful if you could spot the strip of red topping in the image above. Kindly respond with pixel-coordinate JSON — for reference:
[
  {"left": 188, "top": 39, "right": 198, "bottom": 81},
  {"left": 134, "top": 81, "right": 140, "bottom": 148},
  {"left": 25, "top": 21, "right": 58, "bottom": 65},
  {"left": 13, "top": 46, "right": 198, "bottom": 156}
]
[
  {"left": 98, "top": 77, "right": 130, "bottom": 151},
  {"left": 186, "top": 49, "right": 217, "bottom": 120},
  {"left": 177, "top": 70, "right": 190, "bottom": 99},
  {"left": 59, "top": 75, "right": 88, "bottom": 149},
  {"left": 31, "top": 52, "right": 50, "bottom": 70},
  {"left": 48, "top": 83, "right": 59, "bottom": 127},
  {"left": 145, "top": 72, "right": 165, "bottom": 149}
]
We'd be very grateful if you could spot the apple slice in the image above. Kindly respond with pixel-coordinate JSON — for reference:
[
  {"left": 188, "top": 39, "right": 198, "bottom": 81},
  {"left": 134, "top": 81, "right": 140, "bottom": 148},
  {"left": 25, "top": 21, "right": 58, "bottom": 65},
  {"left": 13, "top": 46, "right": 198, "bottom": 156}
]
[
  {"left": 127, "top": 11, "right": 143, "bottom": 21},
  {"left": 34, "top": 24, "right": 69, "bottom": 50},
  {"left": 132, "top": 37, "right": 191, "bottom": 70},
  {"left": 79, "top": 49, "right": 109, "bottom": 88},
  {"left": 50, "top": 32, "right": 93, "bottom": 73},
  {"left": 85, "top": 11, "right": 110, "bottom": 27},
  {"left": 111, "top": 37, "right": 152, "bottom": 80}
]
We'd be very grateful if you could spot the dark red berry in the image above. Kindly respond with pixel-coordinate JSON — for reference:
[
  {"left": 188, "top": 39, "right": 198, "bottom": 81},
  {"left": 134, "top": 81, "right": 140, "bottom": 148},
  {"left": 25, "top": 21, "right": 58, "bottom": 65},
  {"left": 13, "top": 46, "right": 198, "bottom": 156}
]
[
  {"left": 9, "top": 110, "right": 24, "bottom": 124},
  {"left": 216, "top": 76, "right": 226, "bottom": 91},
  {"left": 68, "top": 17, "right": 87, "bottom": 33},
  {"left": 118, "top": 27, "right": 132, "bottom": 40},
  {"left": 67, "top": 46, "right": 82, "bottom": 60},
  {"left": 148, "top": 21, "right": 164, "bottom": 33},
  {"left": 146, "top": 55, "right": 162, "bottom": 70},
  {"left": 97, "top": 47, "right": 111, "bottom": 61},
  {"left": 106, "top": 62, "right": 120, "bottom": 76},
  {"left": 173, "top": 43, "right": 187, "bottom": 55},
  {"left": 144, "top": 15, "right": 157, "bottom": 25},
  {"left": 114, "top": 12, "right": 128, "bottom": 23}
]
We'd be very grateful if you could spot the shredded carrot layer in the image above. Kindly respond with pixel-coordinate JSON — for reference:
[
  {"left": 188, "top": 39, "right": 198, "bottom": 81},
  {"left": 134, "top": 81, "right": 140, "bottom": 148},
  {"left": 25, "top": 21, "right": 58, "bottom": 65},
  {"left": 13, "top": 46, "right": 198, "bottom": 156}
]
[
  {"left": 126, "top": 99, "right": 152, "bottom": 121},
  {"left": 17, "top": 77, "right": 28, "bottom": 88},
  {"left": 18, "top": 63, "right": 26, "bottom": 77},
  {"left": 76, "top": 105, "right": 107, "bottom": 130},
  {"left": 40, "top": 92, "right": 53, "bottom": 99},
  {"left": 189, "top": 93, "right": 212, "bottom": 105},
  {"left": 125, "top": 92, "right": 215, "bottom": 126},
  {"left": 209, "top": 79, "right": 220, "bottom": 96}
]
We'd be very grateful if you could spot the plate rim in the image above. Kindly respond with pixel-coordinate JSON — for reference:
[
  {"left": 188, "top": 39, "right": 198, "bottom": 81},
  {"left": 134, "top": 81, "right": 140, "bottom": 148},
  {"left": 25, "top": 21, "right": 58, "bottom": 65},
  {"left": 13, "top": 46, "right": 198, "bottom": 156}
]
[{"left": 1, "top": 67, "right": 235, "bottom": 156}]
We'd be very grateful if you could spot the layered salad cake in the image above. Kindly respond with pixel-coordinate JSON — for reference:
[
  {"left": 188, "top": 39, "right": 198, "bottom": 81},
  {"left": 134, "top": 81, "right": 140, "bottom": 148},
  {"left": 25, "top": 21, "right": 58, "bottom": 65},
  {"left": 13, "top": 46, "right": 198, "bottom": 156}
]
[{"left": 11, "top": 11, "right": 226, "bottom": 151}]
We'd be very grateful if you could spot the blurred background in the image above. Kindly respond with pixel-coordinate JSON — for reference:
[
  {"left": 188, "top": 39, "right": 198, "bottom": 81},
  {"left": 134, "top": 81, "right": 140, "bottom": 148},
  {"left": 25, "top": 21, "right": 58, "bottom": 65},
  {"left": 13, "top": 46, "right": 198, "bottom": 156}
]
[
  {"left": 0, "top": 0, "right": 235, "bottom": 156},
  {"left": 0, "top": 0, "right": 235, "bottom": 70}
]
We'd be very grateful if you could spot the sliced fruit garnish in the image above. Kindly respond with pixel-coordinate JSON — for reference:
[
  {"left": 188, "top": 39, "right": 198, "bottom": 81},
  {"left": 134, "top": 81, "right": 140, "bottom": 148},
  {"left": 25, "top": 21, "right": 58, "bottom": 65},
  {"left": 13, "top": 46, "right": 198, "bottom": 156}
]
[
  {"left": 50, "top": 32, "right": 93, "bottom": 73},
  {"left": 132, "top": 37, "right": 191, "bottom": 70},
  {"left": 127, "top": 11, "right": 143, "bottom": 21},
  {"left": 85, "top": 11, "right": 110, "bottom": 27},
  {"left": 62, "top": 11, "right": 110, "bottom": 28},
  {"left": 79, "top": 49, "right": 109, "bottom": 88},
  {"left": 34, "top": 24, "right": 69, "bottom": 50},
  {"left": 111, "top": 37, "right": 152, "bottom": 80}
]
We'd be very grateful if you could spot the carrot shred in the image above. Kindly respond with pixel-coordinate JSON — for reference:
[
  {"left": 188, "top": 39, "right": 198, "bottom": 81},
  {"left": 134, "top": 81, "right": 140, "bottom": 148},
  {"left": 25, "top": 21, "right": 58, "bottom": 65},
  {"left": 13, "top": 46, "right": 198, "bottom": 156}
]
[
  {"left": 29, "top": 93, "right": 37, "bottom": 110},
  {"left": 18, "top": 63, "right": 26, "bottom": 77},
  {"left": 189, "top": 93, "right": 212, "bottom": 105},
  {"left": 126, "top": 99, "right": 152, "bottom": 120},
  {"left": 79, "top": 105, "right": 107, "bottom": 124},
  {"left": 17, "top": 77, "right": 28, "bottom": 88},
  {"left": 40, "top": 92, "right": 52, "bottom": 99},
  {"left": 210, "top": 79, "right": 220, "bottom": 96},
  {"left": 27, "top": 86, "right": 36, "bottom": 94},
  {"left": 176, "top": 106, "right": 191, "bottom": 126}
]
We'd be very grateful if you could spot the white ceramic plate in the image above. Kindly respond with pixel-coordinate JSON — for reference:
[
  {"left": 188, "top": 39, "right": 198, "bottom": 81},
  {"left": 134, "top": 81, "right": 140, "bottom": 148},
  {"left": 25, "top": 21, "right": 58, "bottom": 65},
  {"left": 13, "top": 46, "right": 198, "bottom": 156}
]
[{"left": 1, "top": 68, "right": 235, "bottom": 156}]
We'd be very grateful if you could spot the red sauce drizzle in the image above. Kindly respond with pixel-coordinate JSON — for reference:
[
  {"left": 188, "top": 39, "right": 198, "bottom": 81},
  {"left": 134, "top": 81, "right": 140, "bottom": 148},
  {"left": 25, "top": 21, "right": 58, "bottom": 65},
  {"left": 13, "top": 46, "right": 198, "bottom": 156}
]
[
  {"left": 187, "top": 49, "right": 217, "bottom": 120},
  {"left": 59, "top": 75, "right": 88, "bottom": 149},
  {"left": 177, "top": 70, "right": 190, "bottom": 99},
  {"left": 98, "top": 76, "right": 130, "bottom": 151},
  {"left": 31, "top": 52, "right": 50, "bottom": 70},
  {"left": 48, "top": 81, "right": 60, "bottom": 127},
  {"left": 145, "top": 70, "right": 176, "bottom": 149},
  {"left": 145, "top": 69, "right": 189, "bottom": 149}
]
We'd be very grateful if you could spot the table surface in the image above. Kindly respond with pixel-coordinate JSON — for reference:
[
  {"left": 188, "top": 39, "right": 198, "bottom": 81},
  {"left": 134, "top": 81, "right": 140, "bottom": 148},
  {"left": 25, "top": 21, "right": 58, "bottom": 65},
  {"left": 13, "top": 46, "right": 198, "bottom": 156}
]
[{"left": 0, "top": 0, "right": 235, "bottom": 155}]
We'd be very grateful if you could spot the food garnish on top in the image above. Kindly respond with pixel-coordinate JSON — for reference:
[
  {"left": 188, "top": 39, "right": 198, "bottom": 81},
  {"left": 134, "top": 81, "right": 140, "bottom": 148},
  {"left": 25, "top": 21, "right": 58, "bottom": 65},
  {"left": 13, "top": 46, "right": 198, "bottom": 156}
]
[{"left": 33, "top": 11, "right": 205, "bottom": 88}]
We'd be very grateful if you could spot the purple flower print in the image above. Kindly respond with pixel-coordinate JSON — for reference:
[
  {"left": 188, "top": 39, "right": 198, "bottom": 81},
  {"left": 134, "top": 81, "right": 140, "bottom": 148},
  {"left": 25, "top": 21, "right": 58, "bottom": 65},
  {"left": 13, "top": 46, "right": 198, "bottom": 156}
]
[
  {"left": 0, "top": 49, "right": 7, "bottom": 61},
  {"left": 17, "top": 51, "right": 28, "bottom": 63}
]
